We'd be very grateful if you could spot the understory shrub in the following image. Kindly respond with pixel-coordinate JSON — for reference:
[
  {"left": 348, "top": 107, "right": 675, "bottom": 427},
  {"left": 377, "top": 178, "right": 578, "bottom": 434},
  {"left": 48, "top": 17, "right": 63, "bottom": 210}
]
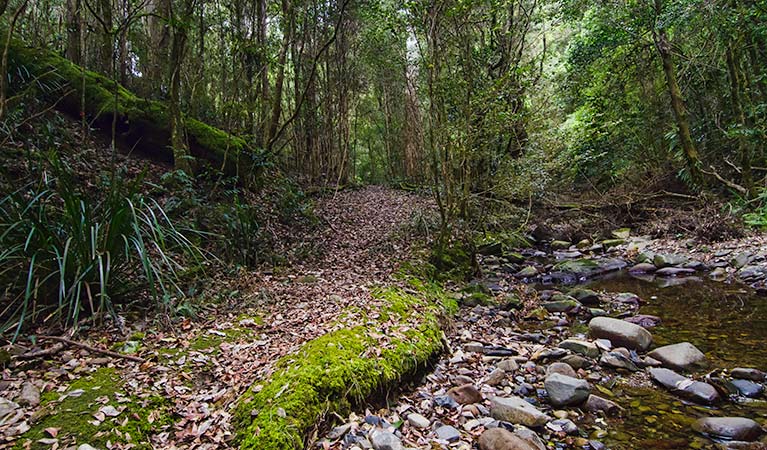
[{"left": 0, "top": 157, "right": 203, "bottom": 338}]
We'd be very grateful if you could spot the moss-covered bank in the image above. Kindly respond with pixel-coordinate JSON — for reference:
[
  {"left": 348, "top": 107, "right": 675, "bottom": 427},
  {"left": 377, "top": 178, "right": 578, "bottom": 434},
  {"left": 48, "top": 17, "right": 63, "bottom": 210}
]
[
  {"left": 5, "top": 39, "right": 261, "bottom": 180},
  {"left": 232, "top": 277, "right": 456, "bottom": 450},
  {"left": 14, "top": 367, "right": 173, "bottom": 450}
]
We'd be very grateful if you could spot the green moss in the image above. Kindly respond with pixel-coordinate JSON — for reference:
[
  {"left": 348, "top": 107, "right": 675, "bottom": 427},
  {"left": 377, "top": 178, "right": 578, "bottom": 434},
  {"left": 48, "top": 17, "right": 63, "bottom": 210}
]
[
  {"left": 5, "top": 39, "right": 261, "bottom": 180},
  {"left": 232, "top": 282, "right": 452, "bottom": 450},
  {"left": 16, "top": 368, "right": 173, "bottom": 450}
]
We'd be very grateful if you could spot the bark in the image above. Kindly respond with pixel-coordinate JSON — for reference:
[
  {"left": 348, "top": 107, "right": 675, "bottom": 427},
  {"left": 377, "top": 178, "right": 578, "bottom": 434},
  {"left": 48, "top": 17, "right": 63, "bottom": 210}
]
[
  {"left": 168, "top": 0, "right": 194, "bottom": 174},
  {"left": 652, "top": 1, "right": 701, "bottom": 179},
  {"left": 0, "top": 1, "right": 29, "bottom": 120},
  {"left": 148, "top": 0, "right": 171, "bottom": 97},
  {"left": 266, "top": 0, "right": 292, "bottom": 147},
  {"left": 65, "top": 0, "right": 82, "bottom": 64},
  {"left": 726, "top": 44, "right": 754, "bottom": 196}
]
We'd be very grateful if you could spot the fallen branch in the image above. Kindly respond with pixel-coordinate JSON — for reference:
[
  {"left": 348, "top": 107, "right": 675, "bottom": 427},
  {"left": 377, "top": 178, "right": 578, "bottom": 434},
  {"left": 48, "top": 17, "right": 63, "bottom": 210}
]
[
  {"left": 16, "top": 335, "right": 145, "bottom": 363},
  {"left": 701, "top": 166, "right": 748, "bottom": 195}
]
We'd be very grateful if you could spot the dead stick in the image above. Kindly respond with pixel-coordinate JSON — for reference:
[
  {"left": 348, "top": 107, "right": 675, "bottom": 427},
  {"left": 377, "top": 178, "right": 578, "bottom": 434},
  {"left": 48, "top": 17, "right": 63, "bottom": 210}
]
[{"left": 37, "top": 335, "right": 145, "bottom": 363}]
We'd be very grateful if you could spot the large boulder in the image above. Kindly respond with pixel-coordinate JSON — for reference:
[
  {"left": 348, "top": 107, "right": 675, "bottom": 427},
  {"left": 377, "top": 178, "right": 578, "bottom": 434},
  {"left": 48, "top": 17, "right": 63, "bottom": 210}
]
[
  {"left": 692, "top": 417, "right": 764, "bottom": 441},
  {"left": 544, "top": 373, "right": 590, "bottom": 406},
  {"left": 588, "top": 317, "right": 652, "bottom": 351},
  {"left": 490, "top": 396, "right": 551, "bottom": 427},
  {"left": 648, "top": 368, "right": 720, "bottom": 404},
  {"left": 647, "top": 342, "right": 706, "bottom": 371}
]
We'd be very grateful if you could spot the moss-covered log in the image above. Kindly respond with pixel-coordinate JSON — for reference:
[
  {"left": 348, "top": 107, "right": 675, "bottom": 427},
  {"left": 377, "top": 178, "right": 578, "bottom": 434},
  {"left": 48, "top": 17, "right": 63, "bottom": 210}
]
[
  {"left": 5, "top": 40, "right": 262, "bottom": 180},
  {"left": 232, "top": 279, "right": 456, "bottom": 449}
]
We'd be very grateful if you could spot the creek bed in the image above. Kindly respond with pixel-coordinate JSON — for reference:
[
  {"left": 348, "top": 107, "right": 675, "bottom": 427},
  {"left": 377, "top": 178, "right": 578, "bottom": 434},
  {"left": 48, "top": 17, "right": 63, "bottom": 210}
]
[{"left": 583, "top": 273, "right": 767, "bottom": 448}]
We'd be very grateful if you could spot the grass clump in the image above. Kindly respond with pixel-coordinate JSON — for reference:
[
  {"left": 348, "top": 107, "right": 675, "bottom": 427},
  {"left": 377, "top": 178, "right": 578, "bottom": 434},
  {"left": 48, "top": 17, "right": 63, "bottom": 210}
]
[{"left": 0, "top": 155, "right": 204, "bottom": 338}]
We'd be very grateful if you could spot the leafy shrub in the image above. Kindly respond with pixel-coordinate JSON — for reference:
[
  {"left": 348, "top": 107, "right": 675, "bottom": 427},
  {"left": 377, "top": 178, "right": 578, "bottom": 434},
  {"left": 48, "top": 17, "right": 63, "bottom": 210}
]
[{"left": 0, "top": 157, "right": 203, "bottom": 338}]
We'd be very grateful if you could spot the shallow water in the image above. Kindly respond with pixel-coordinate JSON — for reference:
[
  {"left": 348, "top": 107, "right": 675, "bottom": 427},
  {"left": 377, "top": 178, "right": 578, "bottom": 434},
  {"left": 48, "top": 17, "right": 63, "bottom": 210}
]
[{"left": 585, "top": 273, "right": 767, "bottom": 449}]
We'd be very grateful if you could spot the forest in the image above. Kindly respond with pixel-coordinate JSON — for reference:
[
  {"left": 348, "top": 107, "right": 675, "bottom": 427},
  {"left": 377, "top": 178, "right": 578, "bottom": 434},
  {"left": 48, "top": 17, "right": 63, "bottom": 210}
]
[{"left": 1, "top": 0, "right": 767, "bottom": 449}]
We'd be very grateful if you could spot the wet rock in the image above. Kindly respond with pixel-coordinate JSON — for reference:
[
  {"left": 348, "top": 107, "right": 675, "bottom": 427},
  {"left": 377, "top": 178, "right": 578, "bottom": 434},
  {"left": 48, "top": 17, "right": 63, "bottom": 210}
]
[
  {"left": 434, "top": 395, "right": 460, "bottom": 409},
  {"left": 17, "top": 382, "right": 40, "bottom": 407},
  {"left": 542, "top": 296, "right": 581, "bottom": 313},
  {"left": 552, "top": 259, "right": 599, "bottom": 277},
  {"left": 576, "top": 239, "right": 591, "bottom": 250},
  {"left": 567, "top": 288, "right": 601, "bottom": 305},
  {"left": 728, "top": 379, "right": 764, "bottom": 398},
  {"left": 684, "top": 260, "right": 707, "bottom": 271},
  {"left": 623, "top": 314, "right": 661, "bottom": 328},
  {"left": 407, "top": 413, "right": 430, "bottom": 429},
  {"left": 739, "top": 265, "right": 767, "bottom": 282},
  {"left": 490, "top": 396, "right": 551, "bottom": 427},
  {"left": 546, "top": 362, "right": 577, "bottom": 378},
  {"left": 599, "top": 351, "right": 639, "bottom": 372},
  {"left": 515, "top": 266, "right": 539, "bottom": 278},
  {"left": 628, "top": 263, "right": 657, "bottom": 273},
  {"left": 544, "top": 373, "right": 590, "bottom": 406},
  {"left": 648, "top": 367, "right": 720, "bottom": 404},
  {"left": 589, "top": 317, "right": 652, "bottom": 351},
  {"left": 614, "top": 292, "right": 642, "bottom": 306},
  {"left": 558, "top": 339, "right": 599, "bottom": 358},
  {"left": 731, "top": 368, "right": 766, "bottom": 381},
  {"left": 512, "top": 426, "right": 546, "bottom": 450},
  {"left": 731, "top": 253, "right": 754, "bottom": 269},
  {"left": 692, "top": 417, "right": 764, "bottom": 441},
  {"left": 647, "top": 342, "right": 706, "bottom": 371},
  {"left": 478, "top": 242, "right": 504, "bottom": 256},
  {"left": 584, "top": 395, "right": 623, "bottom": 417},
  {"left": 448, "top": 384, "right": 483, "bottom": 404},
  {"left": 369, "top": 430, "right": 403, "bottom": 450},
  {"left": 655, "top": 267, "right": 696, "bottom": 277},
  {"left": 546, "top": 418, "right": 578, "bottom": 434},
  {"left": 560, "top": 355, "right": 590, "bottom": 370},
  {"left": 478, "top": 427, "right": 542, "bottom": 450},
  {"left": 551, "top": 240, "right": 572, "bottom": 250},
  {"left": 436, "top": 425, "right": 461, "bottom": 442},
  {"left": 710, "top": 267, "right": 728, "bottom": 281},
  {"left": 653, "top": 253, "right": 687, "bottom": 268}
]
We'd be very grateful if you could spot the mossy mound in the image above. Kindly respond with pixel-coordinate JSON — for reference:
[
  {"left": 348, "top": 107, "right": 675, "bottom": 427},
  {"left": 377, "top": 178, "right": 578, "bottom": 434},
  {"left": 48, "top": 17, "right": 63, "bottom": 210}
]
[
  {"left": 15, "top": 368, "right": 172, "bottom": 450},
  {"left": 5, "top": 39, "right": 262, "bottom": 181},
  {"left": 232, "top": 281, "right": 455, "bottom": 450}
]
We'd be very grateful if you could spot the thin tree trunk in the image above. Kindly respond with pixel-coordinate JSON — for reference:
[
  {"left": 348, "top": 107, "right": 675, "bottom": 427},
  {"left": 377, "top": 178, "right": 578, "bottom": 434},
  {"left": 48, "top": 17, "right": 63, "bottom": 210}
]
[
  {"left": 726, "top": 44, "right": 753, "bottom": 195},
  {"left": 168, "top": 0, "right": 194, "bottom": 174},
  {"left": 652, "top": 3, "right": 701, "bottom": 179}
]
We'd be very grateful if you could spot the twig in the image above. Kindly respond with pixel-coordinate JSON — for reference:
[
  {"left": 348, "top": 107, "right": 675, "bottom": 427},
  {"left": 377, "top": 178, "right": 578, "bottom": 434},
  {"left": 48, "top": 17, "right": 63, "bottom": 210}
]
[
  {"left": 18, "top": 335, "right": 145, "bottom": 363},
  {"left": 13, "top": 342, "right": 65, "bottom": 361}
]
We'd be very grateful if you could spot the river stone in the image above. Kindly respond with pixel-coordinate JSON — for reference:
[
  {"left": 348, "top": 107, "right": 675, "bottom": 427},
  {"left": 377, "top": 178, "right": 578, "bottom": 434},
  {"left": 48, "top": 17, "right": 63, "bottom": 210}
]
[
  {"left": 588, "top": 317, "right": 652, "bottom": 351},
  {"left": 729, "top": 379, "right": 764, "bottom": 398},
  {"left": 544, "top": 373, "right": 590, "bottom": 406},
  {"left": 731, "top": 252, "right": 753, "bottom": 269},
  {"left": 546, "top": 362, "right": 578, "bottom": 378},
  {"left": 478, "top": 427, "right": 542, "bottom": 450},
  {"left": 624, "top": 314, "right": 661, "bottom": 328},
  {"left": 369, "top": 430, "right": 403, "bottom": 450},
  {"left": 515, "top": 266, "right": 539, "bottom": 278},
  {"left": 576, "top": 239, "right": 591, "bottom": 250},
  {"left": 601, "top": 239, "right": 625, "bottom": 250},
  {"left": 486, "top": 368, "right": 507, "bottom": 386},
  {"left": 560, "top": 355, "right": 590, "bottom": 370},
  {"left": 653, "top": 253, "right": 687, "bottom": 268},
  {"left": 490, "top": 396, "right": 551, "bottom": 427},
  {"left": 692, "top": 417, "right": 764, "bottom": 441},
  {"left": 710, "top": 267, "right": 728, "bottom": 281},
  {"left": 542, "top": 296, "right": 581, "bottom": 313},
  {"left": 738, "top": 265, "right": 767, "bottom": 282},
  {"left": 407, "top": 413, "right": 430, "bottom": 429},
  {"left": 615, "top": 292, "right": 642, "bottom": 306},
  {"left": 599, "top": 351, "right": 639, "bottom": 371},
  {"left": 655, "top": 267, "right": 696, "bottom": 277},
  {"left": 497, "top": 358, "right": 519, "bottom": 373},
  {"left": 558, "top": 339, "right": 600, "bottom": 358},
  {"left": 648, "top": 367, "right": 720, "bottom": 404},
  {"left": 584, "top": 395, "right": 623, "bottom": 417},
  {"left": 551, "top": 240, "right": 572, "bottom": 250},
  {"left": 629, "top": 263, "right": 657, "bottom": 273},
  {"left": 448, "top": 384, "right": 483, "bottom": 404},
  {"left": 648, "top": 342, "right": 706, "bottom": 371},
  {"left": 0, "top": 397, "right": 19, "bottom": 420},
  {"left": 435, "top": 425, "right": 461, "bottom": 442},
  {"left": 567, "top": 288, "right": 601, "bottom": 305},
  {"left": 547, "top": 418, "right": 579, "bottom": 434},
  {"left": 731, "top": 368, "right": 766, "bottom": 381}
]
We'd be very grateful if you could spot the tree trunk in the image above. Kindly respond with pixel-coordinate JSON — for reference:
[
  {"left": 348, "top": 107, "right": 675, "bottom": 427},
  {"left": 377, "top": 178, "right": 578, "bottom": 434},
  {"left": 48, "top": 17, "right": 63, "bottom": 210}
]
[
  {"left": 148, "top": 0, "right": 171, "bottom": 97},
  {"left": 65, "top": 0, "right": 82, "bottom": 64},
  {"left": 168, "top": 0, "right": 194, "bottom": 174},
  {"left": 652, "top": 3, "right": 701, "bottom": 179},
  {"left": 726, "top": 44, "right": 754, "bottom": 196}
]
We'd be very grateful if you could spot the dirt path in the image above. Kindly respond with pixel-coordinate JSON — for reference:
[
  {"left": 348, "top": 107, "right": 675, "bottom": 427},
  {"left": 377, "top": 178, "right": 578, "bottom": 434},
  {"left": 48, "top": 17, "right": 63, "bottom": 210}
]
[{"left": 1, "top": 186, "right": 435, "bottom": 449}]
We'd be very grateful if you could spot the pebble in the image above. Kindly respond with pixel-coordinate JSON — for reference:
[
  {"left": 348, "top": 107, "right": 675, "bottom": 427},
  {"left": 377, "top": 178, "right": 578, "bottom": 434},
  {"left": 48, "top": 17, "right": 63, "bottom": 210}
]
[
  {"left": 435, "top": 425, "right": 461, "bottom": 442},
  {"left": 369, "top": 430, "right": 403, "bottom": 450}
]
